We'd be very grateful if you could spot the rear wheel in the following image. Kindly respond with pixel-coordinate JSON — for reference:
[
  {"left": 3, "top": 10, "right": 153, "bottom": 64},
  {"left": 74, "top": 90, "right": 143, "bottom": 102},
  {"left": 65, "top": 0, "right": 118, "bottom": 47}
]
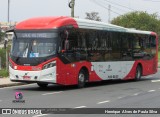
[
  {"left": 78, "top": 70, "right": 86, "bottom": 88},
  {"left": 37, "top": 83, "right": 48, "bottom": 88},
  {"left": 135, "top": 65, "right": 142, "bottom": 81}
]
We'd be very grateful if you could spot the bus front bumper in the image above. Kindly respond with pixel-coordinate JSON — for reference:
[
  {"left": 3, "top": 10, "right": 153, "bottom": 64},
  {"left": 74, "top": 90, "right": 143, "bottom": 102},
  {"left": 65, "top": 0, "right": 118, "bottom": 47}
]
[{"left": 9, "top": 66, "right": 57, "bottom": 84}]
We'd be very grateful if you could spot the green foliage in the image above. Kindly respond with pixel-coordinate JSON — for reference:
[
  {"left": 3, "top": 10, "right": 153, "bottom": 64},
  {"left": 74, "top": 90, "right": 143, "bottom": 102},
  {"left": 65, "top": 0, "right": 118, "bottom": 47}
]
[
  {"left": 0, "top": 69, "right": 9, "bottom": 77},
  {"left": 0, "top": 48, "right": 6, "bottom": 69},
  {"left": 0, "top": 45, "right": 10, "bottom": 68},
  {"left": 85, "top": 12, "right": 101, "bottom": 21},
  {"left": 0, "top": 31, "right": 5, "bottom": 42},
  {"left": 111, "top": 11, "right": 160, "bottom": 36}
]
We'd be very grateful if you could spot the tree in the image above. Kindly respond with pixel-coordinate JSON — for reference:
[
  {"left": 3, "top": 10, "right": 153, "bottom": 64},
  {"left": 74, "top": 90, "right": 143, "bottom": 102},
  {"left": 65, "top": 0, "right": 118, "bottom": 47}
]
[
  {"left": 0, "top": 32, "right": 5, "bottom": 42},
  {"left": 111, "top": 11, "right": 160, "bottom": 36},
  {"left": 85, "top": 12, "right": 102, "bottom": 21}
]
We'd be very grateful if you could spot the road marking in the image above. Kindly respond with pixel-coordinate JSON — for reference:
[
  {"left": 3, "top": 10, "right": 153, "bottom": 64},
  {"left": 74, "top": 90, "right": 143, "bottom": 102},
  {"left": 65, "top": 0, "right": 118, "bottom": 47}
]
[
  {"left": 151, "top": 80, "right": 160, "bottom": 83},
  {"left": 74, "top": 106, "right": 86, "bottom": 108},
  {"left": 97, "top": 100, "right": 110, "bottom": 104},
  {"left": 133, "top": 93, "right": 140, "bottom": 96},
  {"left": 32, "top": 114, "right": 48, "bottom": 117},
  {"left": 148, "top": 90, "right": 156, "bottom": 92},
  {"left": 42, "top": 91, "right": 63, "bottom": 96},
  {"left": 118, "top": 97, "right": 124, "bottom": 99},
  {"left": 0, "top": 83, "right": 35, "bottom": 90}
]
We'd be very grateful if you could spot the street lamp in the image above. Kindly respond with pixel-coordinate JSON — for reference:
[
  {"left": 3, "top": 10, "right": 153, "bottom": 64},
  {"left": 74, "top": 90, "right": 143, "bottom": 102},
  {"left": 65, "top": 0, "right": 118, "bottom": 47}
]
[{"left": 69, "top": 0, "right": 75, "bottom": 17}]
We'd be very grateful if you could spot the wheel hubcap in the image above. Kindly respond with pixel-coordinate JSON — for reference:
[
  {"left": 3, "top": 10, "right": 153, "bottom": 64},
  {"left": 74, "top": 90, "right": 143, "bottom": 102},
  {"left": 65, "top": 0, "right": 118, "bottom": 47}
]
[
  {"left": 79, "top": 73, "right": 85, "bottom": 82},
  {"left": 136, "top": 69, "right": 140, "bottom": 79}
]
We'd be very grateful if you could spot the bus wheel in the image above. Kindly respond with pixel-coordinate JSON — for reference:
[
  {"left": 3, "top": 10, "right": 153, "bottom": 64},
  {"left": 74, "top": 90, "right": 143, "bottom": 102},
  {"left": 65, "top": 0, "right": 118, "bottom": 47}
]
[
  {"left": 78, "top": 70, "right": 86, "bottom": 88},
  {"left": 135, "top": 65, "right": 142, "bottom": 81},
  {"left": 37, "top": 83, "right": 48, "bottom": 88}
]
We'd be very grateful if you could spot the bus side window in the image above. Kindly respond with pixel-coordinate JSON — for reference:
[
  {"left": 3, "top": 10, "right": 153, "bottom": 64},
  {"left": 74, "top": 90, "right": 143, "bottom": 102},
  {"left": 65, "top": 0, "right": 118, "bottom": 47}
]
[{"left": 150, "top": 36, "right": 156, "bottom": 56}]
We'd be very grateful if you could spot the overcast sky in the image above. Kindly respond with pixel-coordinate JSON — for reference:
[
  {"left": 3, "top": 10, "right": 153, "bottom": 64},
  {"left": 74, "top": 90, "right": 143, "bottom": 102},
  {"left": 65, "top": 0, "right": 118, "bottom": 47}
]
[{"left": 0, "top": 0, "right": 160, "bottom": 23}]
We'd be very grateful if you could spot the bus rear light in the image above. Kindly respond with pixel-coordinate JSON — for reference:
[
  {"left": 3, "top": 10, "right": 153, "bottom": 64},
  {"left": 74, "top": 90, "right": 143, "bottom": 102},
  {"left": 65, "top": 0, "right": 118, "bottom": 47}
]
[{"left": 42, "top": 61, "right": 56, "bottom": 70}]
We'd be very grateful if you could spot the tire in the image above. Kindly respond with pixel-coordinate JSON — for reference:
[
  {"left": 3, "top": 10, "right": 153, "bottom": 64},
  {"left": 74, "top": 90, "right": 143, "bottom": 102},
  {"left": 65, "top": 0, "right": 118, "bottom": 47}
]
[
  {"left": 37, "top": 83, "right": 48, "bottom": 88},
  {"left": 135, "top": 65, "right": 142, "bottom": 81},
  {"left": 78, "top": 70, "right": 86, "bottom": 88}
]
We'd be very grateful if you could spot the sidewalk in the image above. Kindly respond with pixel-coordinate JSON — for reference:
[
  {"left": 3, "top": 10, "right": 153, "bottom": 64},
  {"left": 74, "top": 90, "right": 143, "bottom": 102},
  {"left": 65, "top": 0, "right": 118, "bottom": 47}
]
[
  {"left": 0, "top": 63, "right": 160, "bottom": 88},
  {"left": 0, "top": 78, "right": 24, "bottom": 88}
]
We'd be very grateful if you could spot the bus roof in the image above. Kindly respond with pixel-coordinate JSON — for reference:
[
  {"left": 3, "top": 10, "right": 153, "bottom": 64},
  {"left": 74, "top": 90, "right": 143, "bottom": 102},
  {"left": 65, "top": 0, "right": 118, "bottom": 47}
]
[
  {"left": 15, "top": 16, "right": 78, "bottom": 29},
  {"left": 15, "top": 16, "right": 154, "bottom": 35}
]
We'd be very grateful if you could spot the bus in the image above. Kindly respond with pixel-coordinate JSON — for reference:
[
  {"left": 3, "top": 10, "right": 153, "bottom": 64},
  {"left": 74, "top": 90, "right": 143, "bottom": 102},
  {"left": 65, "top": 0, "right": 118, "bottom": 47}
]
[{"left": 9, "top": 16, "right": 158, "bottom": 88}]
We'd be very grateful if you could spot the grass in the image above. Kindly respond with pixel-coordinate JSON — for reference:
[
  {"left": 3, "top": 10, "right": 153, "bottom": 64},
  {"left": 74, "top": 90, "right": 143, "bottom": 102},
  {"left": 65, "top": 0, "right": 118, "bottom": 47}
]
[{"left": 0, "top": 69, "right": 9, "bottom": 78}]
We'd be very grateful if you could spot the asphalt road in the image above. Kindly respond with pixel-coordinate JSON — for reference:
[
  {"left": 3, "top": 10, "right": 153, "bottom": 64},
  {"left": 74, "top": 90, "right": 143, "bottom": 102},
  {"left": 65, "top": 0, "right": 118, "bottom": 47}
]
[{"left": 0, "top": 69, "right": 160, "bottom": 117}]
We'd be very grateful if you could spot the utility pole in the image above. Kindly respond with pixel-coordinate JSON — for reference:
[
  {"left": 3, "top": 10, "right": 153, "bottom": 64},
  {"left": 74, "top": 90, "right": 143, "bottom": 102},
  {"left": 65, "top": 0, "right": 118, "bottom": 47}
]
[
  {"left": 108, "top": 4, "right": 111, "bottom": 23},
  {"left": 69, "top": 0, "right": 75, "bottom": 17},
  {"left": 8, "top": 0, "right": 10, "bottom": 23}
]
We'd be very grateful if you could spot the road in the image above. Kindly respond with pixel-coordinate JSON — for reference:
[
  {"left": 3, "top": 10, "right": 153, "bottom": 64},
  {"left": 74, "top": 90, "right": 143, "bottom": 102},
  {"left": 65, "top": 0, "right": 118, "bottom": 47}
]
[{"left": 0, "top": 69, "right": 160, "bottom": 117}]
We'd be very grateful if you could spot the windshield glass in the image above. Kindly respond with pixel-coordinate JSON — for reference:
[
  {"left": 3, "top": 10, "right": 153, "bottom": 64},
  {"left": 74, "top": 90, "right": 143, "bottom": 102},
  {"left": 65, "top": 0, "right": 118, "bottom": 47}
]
[{"left": 11, "top": 31, "right": 58, "bottom": 58}]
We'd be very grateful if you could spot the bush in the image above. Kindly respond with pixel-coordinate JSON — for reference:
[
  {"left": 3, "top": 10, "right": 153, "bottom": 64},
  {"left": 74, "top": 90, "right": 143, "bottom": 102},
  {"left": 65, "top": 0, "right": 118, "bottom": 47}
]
[
  {"left": 0, "top": 48, "right": 6, "bottom": 69},
  {"left": 0, "top": 45, "right": 10, "bottom": 69},
  {"left": 0, "top": 69, "right": 9, "bottom": 77}
]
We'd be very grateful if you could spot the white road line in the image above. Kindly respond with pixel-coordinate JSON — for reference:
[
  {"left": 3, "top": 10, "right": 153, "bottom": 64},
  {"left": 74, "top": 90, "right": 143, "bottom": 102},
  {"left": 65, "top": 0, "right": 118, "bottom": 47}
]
[
  {"left": 133, "top": 93, "right": 140, "bottom": 96},
  {"left": 74, "top": 106, "right": 86, "bottom": 108},
  {"left": 0, "top": 83, "right": 35, "bottom": 89},
  {"left": 118, "top": 97, "right": 124, "bottom": 99},
  {"left": 151, "top": 80, "right": 160, "bottom": 83},
  {"left": 148, "top": 90, "right": 156, "bottom": 92},
  {"left": 32, "top": 114, "right": 48, "bottom": 117},
  {"left": 97, "top": 100, "right": 110, "bottom": 104},
  {"left": 42, "top": 91, "right": 63, "bottom": 96}
]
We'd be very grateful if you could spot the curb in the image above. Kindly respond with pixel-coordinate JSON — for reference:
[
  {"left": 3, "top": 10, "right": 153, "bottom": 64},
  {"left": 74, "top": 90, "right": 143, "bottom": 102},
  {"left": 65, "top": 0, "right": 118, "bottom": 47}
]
[{"left": 0, "top": 83, "right": 25, "bottom": 88}]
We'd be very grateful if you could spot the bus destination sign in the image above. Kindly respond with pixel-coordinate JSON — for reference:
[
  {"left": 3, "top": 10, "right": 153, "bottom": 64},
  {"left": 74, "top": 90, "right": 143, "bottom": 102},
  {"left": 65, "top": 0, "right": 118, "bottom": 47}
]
[{"left": 16, "top": 33, "right": 56, "bottom": 38}]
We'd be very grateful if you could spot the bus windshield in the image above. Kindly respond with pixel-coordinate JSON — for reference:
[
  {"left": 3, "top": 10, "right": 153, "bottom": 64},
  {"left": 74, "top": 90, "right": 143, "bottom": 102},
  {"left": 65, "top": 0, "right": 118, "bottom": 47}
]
[{"left": 11, "top": 31, "right": 58, "bottom": 58}]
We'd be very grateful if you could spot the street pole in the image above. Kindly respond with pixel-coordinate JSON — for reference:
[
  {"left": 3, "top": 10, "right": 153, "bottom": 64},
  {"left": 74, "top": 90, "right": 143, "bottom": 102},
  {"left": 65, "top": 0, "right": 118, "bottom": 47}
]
[
  {"left": 69, "top": 0, "right": 75, "bottom": 17},
  {"left": 71, "top": 0, "right": 75, "bottom": 17},
  {"left": 8, "top": 0, "right": 10, "bottom": 23},
  {"left": 108, "top": 4, "right": 111, "bottom": 23}
]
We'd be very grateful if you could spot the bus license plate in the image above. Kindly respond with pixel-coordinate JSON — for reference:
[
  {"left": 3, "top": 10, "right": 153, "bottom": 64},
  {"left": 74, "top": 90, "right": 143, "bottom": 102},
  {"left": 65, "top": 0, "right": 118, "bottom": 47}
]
[{"left": 23, "top": 76, "right": 31, "bottom": 80}]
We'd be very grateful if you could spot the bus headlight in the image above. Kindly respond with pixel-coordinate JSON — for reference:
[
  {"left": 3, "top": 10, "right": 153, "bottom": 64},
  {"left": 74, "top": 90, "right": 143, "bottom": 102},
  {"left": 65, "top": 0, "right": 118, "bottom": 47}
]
[
  {"left": 9, "top": 61, "right": 14, "bottom": 69},
  {"left": 42, "top": 61, "right": 56, "bottom": 70},
  {"left": 9, "top": 61, "right": 18, "bottom": 70}
]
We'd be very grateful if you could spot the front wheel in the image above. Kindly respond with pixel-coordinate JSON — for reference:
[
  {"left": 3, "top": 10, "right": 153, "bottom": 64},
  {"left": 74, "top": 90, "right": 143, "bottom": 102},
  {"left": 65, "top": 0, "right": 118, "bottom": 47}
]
[
  {"left": 37, "top": 83, "right": 48, "bottom": 88},
  {"left": 78, "top": 70, "right": 86, "bottom": 88},
  {"left": 135, "top": 65, "right": 142, "bottom": 81}
]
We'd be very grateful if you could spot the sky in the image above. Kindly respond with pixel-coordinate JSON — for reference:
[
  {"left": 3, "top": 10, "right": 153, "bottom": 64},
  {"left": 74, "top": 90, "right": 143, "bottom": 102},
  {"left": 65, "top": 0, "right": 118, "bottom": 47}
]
[{"left": 0, "top": 0, "right": 160, "bottom": 23}]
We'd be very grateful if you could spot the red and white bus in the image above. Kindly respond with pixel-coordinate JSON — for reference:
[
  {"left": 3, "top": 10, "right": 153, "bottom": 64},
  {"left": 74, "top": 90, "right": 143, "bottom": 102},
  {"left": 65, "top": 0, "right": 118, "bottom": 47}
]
[{"left": 9, "top": 16, "right": 158, "bottom": 88}]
